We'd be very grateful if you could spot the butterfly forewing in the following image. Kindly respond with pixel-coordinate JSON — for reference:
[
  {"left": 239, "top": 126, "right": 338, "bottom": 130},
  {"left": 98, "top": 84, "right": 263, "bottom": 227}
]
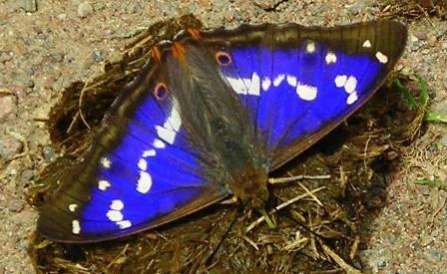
[
  {"left": 199, "top": 20, "right": 407, "bottom": 168},
  {"left": 38, "top": 55, "right": 230, "bottom": 242},
  {"left": 38, "top": 20, "right": 407, "bottom": 243}
]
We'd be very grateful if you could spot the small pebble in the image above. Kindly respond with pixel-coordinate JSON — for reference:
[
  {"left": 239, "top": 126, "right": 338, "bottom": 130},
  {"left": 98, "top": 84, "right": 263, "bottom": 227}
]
[
  {"left": 50, "top": 52, "right": 64, "bottom": 63},
  {"left": 21, "top": 0, "right": 37, "bottom": 13},
  {"left": 0, "top": 51, "right": 13, "bottom": 63},
  {"left": 0, "top": 134, "right": 23, "bottom": 159},
  {"left": 42, "top": 76, "right": 57, "bottom": 90},
  {"left": 419, "top": 185, "right": 431, "bottom": 196},
  {"left": 410, "top": 34, "right": 419, "bottom": 43},
  {"left": 77, "top": 2, "right": 93, "bottom": 18},
  {"left": 0, "top": 95, "right": 17, "bottom": 121},
  {"left": 383, "top": 232, "right": 397, "bottom": 244},
  {"left": 414, "top": 31, "right": 428, "bottom": 41},
  {"left": 81, "top": 55, "right": 95, "bottom": 70},
  {"left": 409, "top": 35, "right": 422, "bottom": 51},
  {"left": 12, "top": 70, "right": 34, "bottom": 89},
  {"left": 20, "top": 169, "right": 34, "bottom": 186},
  {"left": 426, "top": 249, "right": 444, "bottom": 262},
  {"left": 57, "top": 13, "right": 66, "bottom": 20},
  {"left": 42, "top": 146, "right": 57, "bottom": 162},
  {"left": 91, "top": 49, "right": 104, "bottom": 63},
  {"left": 428, "top": 35, "right": 438, "bottom": 47},
  {"left": 7, "top": 199, "right": 25, "bottom": 213},
  {"left": 442, "top": 41, "right": 447, "bottom": 50}
]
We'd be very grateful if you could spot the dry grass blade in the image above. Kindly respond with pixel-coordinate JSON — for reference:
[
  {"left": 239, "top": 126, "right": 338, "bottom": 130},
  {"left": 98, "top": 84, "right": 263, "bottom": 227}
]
[
  {"left": 246, "top": 186, "right": 326, "bottom": 233},
  {"left": 318, "top": 238, "right": 362, "bottom": 274}
]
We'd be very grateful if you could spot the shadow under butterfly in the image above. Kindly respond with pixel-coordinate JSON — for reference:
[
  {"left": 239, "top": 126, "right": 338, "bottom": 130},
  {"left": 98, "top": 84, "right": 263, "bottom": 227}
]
[{"left": 37, "top": 20, "right": 408, "bottom": 244}]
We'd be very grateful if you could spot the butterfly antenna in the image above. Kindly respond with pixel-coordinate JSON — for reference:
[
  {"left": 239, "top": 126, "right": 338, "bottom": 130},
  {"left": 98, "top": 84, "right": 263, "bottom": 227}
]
[{"left": 203, "top": 208, "right": 241, "bottom": 268}]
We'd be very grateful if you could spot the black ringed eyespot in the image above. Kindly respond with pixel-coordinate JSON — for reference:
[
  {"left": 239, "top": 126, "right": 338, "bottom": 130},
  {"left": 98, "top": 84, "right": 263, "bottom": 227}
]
[
  {"left": 215, "top": 51, "right": 232, "bottom": 66},
  {"left": 154, "top": 82, "right": 168, "bottom": 100}
]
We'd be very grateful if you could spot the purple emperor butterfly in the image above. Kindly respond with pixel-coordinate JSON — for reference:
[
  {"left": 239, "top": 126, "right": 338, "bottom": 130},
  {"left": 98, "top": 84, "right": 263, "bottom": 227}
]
[{"left": 38, "top": 20, "right": 407, "bottom": 242}]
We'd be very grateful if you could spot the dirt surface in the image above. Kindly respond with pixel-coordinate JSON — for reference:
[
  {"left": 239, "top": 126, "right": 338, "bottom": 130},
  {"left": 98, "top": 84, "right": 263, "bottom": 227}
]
[{"left": 0, "top": 0, "right": 446, "bottom": 273}]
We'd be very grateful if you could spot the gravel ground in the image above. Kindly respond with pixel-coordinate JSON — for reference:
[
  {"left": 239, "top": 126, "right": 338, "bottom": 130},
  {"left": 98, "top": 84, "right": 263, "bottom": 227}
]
[{"left": 1, "top": 0, "right": 446, "bottom": 273}]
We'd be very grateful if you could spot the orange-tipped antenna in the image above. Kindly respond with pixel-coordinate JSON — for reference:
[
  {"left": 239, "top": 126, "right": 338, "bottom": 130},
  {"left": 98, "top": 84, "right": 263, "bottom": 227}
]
[
  {"left": 187, "top": 29, "right": 201, "bottom": 40},
  {"left": 171, "top": 42, "right": 187, "bottom": 64},
  {"left": 150, "top": 46, "right": 162, "bottom": 62}
]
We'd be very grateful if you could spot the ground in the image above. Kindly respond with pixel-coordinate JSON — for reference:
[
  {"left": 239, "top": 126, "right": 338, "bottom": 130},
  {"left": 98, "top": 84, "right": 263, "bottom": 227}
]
[{"left": 0, "top": 0, "right": 446, "bottom": 273}]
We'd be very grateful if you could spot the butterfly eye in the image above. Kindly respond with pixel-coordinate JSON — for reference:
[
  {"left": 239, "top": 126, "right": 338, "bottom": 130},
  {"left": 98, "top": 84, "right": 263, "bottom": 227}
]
[
  {"left": 154, "top": 82, "right": 168, "bottom": 100},
  {"left": 215, "top": 51, "right": 232, "bottom": 66}
]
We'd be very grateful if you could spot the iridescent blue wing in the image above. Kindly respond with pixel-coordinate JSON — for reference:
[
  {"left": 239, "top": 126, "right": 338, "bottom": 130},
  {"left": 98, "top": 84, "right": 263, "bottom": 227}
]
[
  {"left": 196, "top": 20, "right": 407, "bottom": 168},
  {"left": 37, "top": 47, "right": 230, "bottom": 242}
]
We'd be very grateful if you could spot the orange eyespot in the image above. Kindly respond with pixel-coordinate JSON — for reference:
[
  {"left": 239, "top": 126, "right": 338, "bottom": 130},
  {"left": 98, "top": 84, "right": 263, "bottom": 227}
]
[
  {"left": 154, "top": 82, "right": 168, "bottom": 100},
  {"left": 215, "top": 51, "right": 232, "bottom": 66}
]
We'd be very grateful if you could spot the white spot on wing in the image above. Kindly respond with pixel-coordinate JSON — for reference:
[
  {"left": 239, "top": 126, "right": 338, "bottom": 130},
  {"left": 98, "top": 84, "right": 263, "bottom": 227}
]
[
  {"left": 334, "top": 75, "right": 348, "bottom": 88},
  {"left": 137, "top": 171, "right": 152, "bottom": 194},
  {"left": 296, "top": 83, "right": 318, "bottom": 101},
  {"left": 107, "top": 210, "right": 123, "bottom": 222},
  {"left": 261, "top": 76, "right": 271, "bottom": 91},
  {"left": 362, "top": 40, "right": 372, "bottom": 48},
  {"left": 98, "top": 180, "right": 111, "bottom": 191},
  {"left": 110, "top": 199, "right": 124, "bottom": 211},
  {"left": 138, "top": 158, "right": 147, "bottom": 171},
  {"left": 306, "top": 41, "right": 316, "bottom": 53},
  {"left": 100, "top": 157, "right": 111, "bottom": 169},
  {"left": 226, "top": 76, "right": 249, "bottom": 95},
  {"left": 344, "top": 76, "right": 358, "bottom": 94},
  {"left": 334, "top": 74, "right": 359, "bottom": 104},
  {"left": 248, "top": 73, "right": 261, "bottom": 96},
  {"left": 72, "top": 220, "right": 81, "bottom": 234},
  {"left": 325, "top": 52, "right": 337, "bottom": 64},
  {"left": 68, "top": 204, "right": 78, "bottom": 212},
  {"left": 287, "top": 75, "right": 297, "bottom": 87},
  {"left": 153, "top": 139, "right": 165, "bottom": 149},
  {"left": 347, "top": 92, "right": 359, "bottom": 105},
  {"left": 105, "top": 200, "right": 130, "bottom": 229},
  {"left": 156, "top": 99, "right": 182, "bottom": 145},
  {"left": 375, "top": 51, "right": 388, "bottom": 64},
  {"left": 273, "top": 74, "right": 285, "bottom": 87},
  {"left": 142, "top": 149, "right": 156, "bottom": 157},
  {"left": 155, "top": 126, "right": 173, "bottom": 144},
  {"left": 226, "top": 73, "right": 262, "bottom": 95},
  {"left": 117, "top": 220, "right": 132, "bottom": 229}
]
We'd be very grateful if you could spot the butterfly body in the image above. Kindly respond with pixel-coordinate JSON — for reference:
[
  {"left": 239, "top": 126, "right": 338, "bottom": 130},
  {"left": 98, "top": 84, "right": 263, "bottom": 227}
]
[
  {"left": 38, "top": 20, "right": 407, "bottom": 243},
  {"left": 130, "top": 37, "right": 272, "bottom": 208}
]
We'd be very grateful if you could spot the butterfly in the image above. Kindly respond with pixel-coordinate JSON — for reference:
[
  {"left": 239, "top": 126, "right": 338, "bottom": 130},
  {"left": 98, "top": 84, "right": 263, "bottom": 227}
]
[{"left": 37, "top": 20, "right": 407, "bottom": 243}]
